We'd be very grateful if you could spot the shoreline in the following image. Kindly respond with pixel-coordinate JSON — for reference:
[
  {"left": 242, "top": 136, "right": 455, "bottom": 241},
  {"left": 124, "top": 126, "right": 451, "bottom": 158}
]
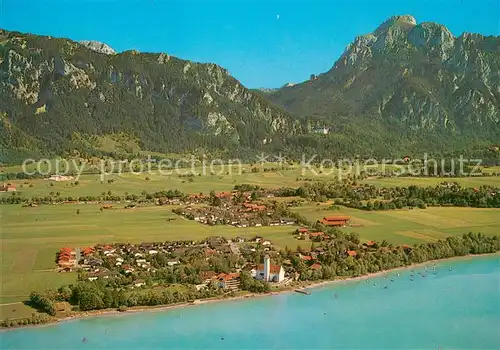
[{"left": 2, "top": 252, "right": 498, "bottom": 332}]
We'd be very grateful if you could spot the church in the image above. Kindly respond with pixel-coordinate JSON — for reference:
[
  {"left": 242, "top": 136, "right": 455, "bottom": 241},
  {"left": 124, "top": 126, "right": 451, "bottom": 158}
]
[{"left": 251, "top": 255, "right": 285, "bottom": 283}]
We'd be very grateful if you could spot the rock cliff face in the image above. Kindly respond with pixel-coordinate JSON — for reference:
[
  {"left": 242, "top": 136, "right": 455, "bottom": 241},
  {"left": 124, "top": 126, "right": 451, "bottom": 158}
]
[
  {"left": 269, "top": 15, "right": 500, "bottom": 154},
  {"left": 0, "top": 29, "right": 298, "bottom": 159}
]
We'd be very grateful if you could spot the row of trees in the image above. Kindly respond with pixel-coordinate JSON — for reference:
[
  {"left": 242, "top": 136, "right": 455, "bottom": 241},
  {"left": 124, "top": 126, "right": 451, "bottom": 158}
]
[
  {"left": 2, "top": 314, "right": 52, "bottom": 328},
  {"left": 30, "top": 279, "right": 227, "bottom": 313},
  {"left": 278, "top": 182, "right": 500, "bottom": 209},
  {"left": 285, "top": 232, "right": 500, "bottom": 281}
]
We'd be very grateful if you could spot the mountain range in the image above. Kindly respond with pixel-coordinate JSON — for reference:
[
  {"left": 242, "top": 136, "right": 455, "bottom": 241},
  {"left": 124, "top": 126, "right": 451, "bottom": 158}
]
[{"left": 1, "top": 15, "right": 499, "bottom": 163}]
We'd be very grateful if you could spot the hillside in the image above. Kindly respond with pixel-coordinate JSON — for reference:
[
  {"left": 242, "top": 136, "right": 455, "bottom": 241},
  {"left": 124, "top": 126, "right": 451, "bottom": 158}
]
[
  {"left": 0, "top": 29, "right": 301, "bottom": 162},
  {"left": 269, "top": 15, "right": 500, "bottom": 157}
]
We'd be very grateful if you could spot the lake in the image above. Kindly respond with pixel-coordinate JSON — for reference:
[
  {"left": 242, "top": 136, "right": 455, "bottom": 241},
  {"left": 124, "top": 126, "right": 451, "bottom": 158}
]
[{"left": 2, "top": 255, "right": 499, "bottom": 349}]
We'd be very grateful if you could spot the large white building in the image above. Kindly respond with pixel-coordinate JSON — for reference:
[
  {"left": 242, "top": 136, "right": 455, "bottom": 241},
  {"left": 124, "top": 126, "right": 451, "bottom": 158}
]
[{"left": 251, "top": 255, "right": 285, "bottom": 283}]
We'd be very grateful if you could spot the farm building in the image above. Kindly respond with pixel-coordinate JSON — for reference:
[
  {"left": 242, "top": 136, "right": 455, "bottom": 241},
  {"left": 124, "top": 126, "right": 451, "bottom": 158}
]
[
  {"left": 320, "top": 215, "right": 350, "bottom": 227},
  {"left": 1, "top": 183, "right": 16, "bottom": 192}
]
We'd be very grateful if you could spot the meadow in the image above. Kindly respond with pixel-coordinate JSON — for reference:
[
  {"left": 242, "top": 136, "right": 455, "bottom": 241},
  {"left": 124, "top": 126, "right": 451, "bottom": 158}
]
[
  {"left": 2, "top": 163, "right": 500, "bottom": 199},
  {"left": 293, "top": 203, "right": 500, "bottom": 245}
]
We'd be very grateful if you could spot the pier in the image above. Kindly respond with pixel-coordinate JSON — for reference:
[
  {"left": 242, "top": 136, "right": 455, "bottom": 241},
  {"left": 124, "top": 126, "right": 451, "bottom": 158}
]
[{"left": 294, "top": 289, "right": 311, "bottom": 295}]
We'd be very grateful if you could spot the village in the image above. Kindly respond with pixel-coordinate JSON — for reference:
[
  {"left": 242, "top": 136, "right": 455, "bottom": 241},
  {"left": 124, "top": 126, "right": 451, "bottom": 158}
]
[
  {"left": 171, "top": 201, "right": 298, "bottom": 228},
  {"left": 168, "top": 189, "right": 310, "bottom": 228},
  {"left": 55, "top": 218, "right": 365, "bottom": 294},
  {"left": 57, "top": 235, "right": 291, "bottom": 290}
]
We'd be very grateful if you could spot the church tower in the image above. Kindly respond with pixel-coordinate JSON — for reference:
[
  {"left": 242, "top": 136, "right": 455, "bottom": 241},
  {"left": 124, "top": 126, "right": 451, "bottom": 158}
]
[{"left": 263, "top": 255, "right": 271, "bottom": 282}]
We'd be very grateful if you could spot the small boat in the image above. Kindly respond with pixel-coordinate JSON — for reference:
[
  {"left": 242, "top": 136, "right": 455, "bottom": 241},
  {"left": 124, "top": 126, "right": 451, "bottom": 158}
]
[{"left": 82, "top": 337, "right": 88, "bottom": 343}]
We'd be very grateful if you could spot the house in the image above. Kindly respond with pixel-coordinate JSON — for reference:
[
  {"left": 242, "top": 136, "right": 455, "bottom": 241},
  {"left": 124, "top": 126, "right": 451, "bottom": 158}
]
[
  {"left": 310, "top": 263, "right": 321, "bottom": 270},
  {"left": 297, "top": 227, "right": 309, "bottom": 236},
  {"left": 312, "top": 127, "right": 330, "bottom": 135},
  {"left": 215, "top": 273, "right": 240, "bottom": 290},
  {"left": 1, "top": 183, "right": 16, "bottom": 192},
  {"left": 133, "top": 280, "right": 146, "bottom": 287},
  {"left": 300, "top": 254, "right": 313, "bottom": 261},
  {"left": 309, "top": 231, "right": 324, "bottom": 238},
  {"left": 167, "top": 259, "right": 180, "bottom": 266},
  {"left": 347, "top": 250, "right": 357, "bottom": 257},
  {"left": 363, "top": 241, "right": 376, "bottom": 248},
  {"left": 320, "top": 216, "right": 350, "bottom": 227},
  {"left": 82, "top": 247, "right": 95, "bottom": 256},
  {"left": 253, "top": 255, "right": 285, "bottom": 283},
  {"left": 49, "top": 175, "right": 74, "bottom": 182},
  {"left": 261, "top": 240, "right": 272, "bottom": 246},
  {"left": 58, "top": 247, "right": 77, "bottom": 268},
  {"left": 122, "top": 265, "right": 135, "bottom": 274}
]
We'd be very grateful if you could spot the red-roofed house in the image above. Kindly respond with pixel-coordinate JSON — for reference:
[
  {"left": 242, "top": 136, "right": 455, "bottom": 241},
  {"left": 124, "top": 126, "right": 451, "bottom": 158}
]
[
  {"left": 309, "top": 231, "right": 324, "bottom": 238},
  {"left": 82, "top": 247, "right": 95, "bottom": 256},
  {"left": 216, "top": 191, "right": 232, "bottom": 199},
  {"left": 347, "top": 250, "right": 357, "bottom": 257},
  {"left": 242, "top": 202, "right": 266, "bottom": 211},
  {"left": 320, "top": 216, "right": 350, "bottom": 227},
  {"left": 1, "top": 183, "right": 16, "bottom": 192},
  {"left": 215, "top": 273, "right": 240, "bottom": 289},
  {"left": 310, "top": 263, "right": 321, "bottom": 270}
]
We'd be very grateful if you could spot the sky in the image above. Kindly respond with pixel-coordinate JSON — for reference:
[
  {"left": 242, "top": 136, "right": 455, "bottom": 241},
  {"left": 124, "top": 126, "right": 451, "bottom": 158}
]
[{"left": 1, "top": 0, "right": 499, "bottom": 88}]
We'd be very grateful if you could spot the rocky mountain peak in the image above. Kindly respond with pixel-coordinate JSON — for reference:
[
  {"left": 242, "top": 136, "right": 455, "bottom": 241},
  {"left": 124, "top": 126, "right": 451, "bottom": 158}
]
[
  {"left": 269, "top": 16, "right": 499, "bottom": 156},
  {"left": 374, "top": 15, "right": 417, "bottom": 35},
  {"left": 79, "top": 40, "right": 116, "bottom": 55}
]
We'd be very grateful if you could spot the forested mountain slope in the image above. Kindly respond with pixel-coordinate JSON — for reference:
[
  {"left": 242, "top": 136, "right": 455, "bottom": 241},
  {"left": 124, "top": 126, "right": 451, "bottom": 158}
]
[{"left": 0, "top": 29, "right": 301, "bottom": 162}]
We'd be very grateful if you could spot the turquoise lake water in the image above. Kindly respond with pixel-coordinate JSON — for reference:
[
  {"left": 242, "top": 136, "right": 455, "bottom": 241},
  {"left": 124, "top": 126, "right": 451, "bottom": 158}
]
[{"left": 2, "top": 255, "right": 499, "bottom": 349}]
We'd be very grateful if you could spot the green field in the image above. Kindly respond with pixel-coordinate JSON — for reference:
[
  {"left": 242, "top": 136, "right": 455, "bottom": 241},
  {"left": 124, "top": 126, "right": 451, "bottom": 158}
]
[
  {"left": 293, "top": 203, "right": 500, "bottom": 245},
  {"left": 360, "top": 176, "right": 500, "bottom": 188},
  {"left": 2, "top": 163, "right": 499, "bottom": 199}
]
